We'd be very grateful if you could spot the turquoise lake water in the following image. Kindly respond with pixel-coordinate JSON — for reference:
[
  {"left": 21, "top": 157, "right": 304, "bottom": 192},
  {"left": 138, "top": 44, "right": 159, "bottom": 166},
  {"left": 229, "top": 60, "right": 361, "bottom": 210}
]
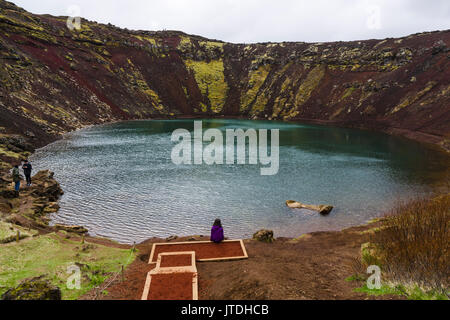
[{"left": 31, "top": 119, "right": 448, "bottom": 244}]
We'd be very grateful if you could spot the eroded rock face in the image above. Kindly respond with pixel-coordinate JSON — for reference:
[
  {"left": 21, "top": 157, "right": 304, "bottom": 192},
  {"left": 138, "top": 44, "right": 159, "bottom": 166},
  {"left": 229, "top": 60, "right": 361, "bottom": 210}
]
[
  {"left": 1, "top": 276, "right": 62, "bottom": 300},
  {"left": 0, "top": 1, "right": 448, "bottom": 150},
  {"left": 0, "top": 170, "right": 63, "bottom": 229},
  {"left": 31, "top": 170, "right": 64, "bottom": 202},
  {"left": 253, "top": 229, "right": 274, "bottom": 243}
]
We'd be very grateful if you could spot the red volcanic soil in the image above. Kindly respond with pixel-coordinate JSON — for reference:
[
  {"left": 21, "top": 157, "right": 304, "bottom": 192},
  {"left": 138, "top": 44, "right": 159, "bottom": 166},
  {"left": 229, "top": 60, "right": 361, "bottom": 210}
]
[
  {"left": 81, "top": 230, "right": 404, "bottom": 300},
  {"left": 150, "top": 241, "right": 245, "bottom": 263},
  {"left": 160, "top": 254, "right": 193, "bottom": 268},
  {"left": 147, "top": 273, "right": 195, "bottom": 300}
]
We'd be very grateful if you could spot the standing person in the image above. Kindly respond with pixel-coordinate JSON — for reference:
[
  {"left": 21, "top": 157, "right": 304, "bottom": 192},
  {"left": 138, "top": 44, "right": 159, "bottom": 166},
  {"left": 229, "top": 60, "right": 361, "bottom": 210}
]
[
  {"left": 12, "top": 165, "right": 21, "bottom": 192},
  {"left": 210, "top": 219, "right": 224, "bottom": 244},
  {"left": 22, "top": 159, "right": 32, "bottom": 186}
]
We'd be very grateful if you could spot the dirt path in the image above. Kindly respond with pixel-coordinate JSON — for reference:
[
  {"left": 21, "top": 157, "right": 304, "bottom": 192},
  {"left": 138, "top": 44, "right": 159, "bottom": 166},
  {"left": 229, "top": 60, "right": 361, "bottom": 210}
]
[{"left": 81, "top": 225, "right": 403, "bottom": 300}]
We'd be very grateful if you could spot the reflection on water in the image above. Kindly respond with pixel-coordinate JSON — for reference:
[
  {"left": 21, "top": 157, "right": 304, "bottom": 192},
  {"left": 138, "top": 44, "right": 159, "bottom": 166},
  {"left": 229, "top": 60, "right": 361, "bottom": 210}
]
[{"left": 31, "top": 120, "right": 449, "bottom": 244}]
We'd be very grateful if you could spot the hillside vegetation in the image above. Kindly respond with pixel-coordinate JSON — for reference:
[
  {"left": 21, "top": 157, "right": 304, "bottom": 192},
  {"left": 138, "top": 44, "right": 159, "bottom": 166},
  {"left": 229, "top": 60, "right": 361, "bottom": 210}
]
[{"left": 0, "top": 0, "right": 448, "bottom": 156}]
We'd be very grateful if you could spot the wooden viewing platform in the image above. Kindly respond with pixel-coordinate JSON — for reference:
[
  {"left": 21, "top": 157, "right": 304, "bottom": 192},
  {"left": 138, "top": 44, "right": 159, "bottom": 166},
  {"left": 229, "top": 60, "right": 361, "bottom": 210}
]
[{"left": 142, "top": 240, "right": 248, "bottom": 300}]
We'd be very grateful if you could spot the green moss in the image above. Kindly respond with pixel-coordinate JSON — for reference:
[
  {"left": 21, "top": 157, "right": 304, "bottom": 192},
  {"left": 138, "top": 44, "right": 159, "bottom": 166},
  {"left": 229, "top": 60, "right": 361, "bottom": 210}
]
[
  {"left": 294, "top": 65, "right": 325, "bottom": 107},
  {"left": 354, "top": 284, "right": 405, "bottom": 297},
  {"left": 0, "top": 16, "right": 57, "bottom": 43},
  {"left": 240, "top": 65, "right": 271, "bottom": 112},
  {"left": 358, "top": 227, "right": 387, "bottom": 235},
  {"left": 135, "top": 80, "right": 165, "bottom": 111},
  {"left": 361, "top": 242, "right": 382, "bottom": 266},
  {"left": 295, "top": 66, "right": 325, "bottom": 114},
  {"left": 0, "top": 145, "right": 19, "bottom": 158},
  {"left": 73, "top": 33, "right": 104, "bottom": 46},
  {"left": 182, "top": 86, "right": 189, "bottom": 98},
  {"left": 341, "top": 87, "right": 357, "bottom": 100},
  {"left": 199, "top": 102, "right": 208, "bottom": 113},
  {"left": 391, "top": 81, "right": 438, "bottom": 114},
  {"left": 278, "top": 65, "right": 325, "bottom": 120},
  {"left": 407, "top": 287, "right": 449, "bottom": 300},
  {"left": 272, "top": 96, "right": 289, "bottom": 119},
  {"left": 185, "top": 59, "right": 228, "bottom": 113},
  {"left": 0, "top": 14, "right": 44, "bottom": 32},
  {"left": 198, "top": 41, "right": 224, "bottom": 56},
  {"left": 0, "top": 234, "right": 136, "bottom": 300},
  {"left": 134, "top": 35, "right": 157, "bottom": 46},
  {"left": 178, "top": 36, "right": 193, "bottom": 52},
  {"left": 123, "top": 61, "right": 167, "bottom": 114},
  {"left": 354, "top": 283, "right": 448, "bottom": 300},
  {"left": 64, "top": 54, "right": 73, "bottom": 62},
  {"left": 0, "top": 222, "right": 38, "bottom": 244},
  {"left": 345, "top": 274, "right": 367, "bottom": 282}
]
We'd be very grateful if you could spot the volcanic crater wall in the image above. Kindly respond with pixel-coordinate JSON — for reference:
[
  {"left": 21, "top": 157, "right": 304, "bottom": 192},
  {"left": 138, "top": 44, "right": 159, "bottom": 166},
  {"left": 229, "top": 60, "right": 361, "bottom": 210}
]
[{"left": 0, "top": 0, "right": 449, "bottom": 164}]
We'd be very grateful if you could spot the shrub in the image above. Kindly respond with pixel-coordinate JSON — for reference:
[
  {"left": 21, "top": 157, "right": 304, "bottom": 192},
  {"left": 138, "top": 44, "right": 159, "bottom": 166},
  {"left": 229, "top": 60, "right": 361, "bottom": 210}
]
[{"left": 371, "top": 194, "right": 449, "bottom": 292}]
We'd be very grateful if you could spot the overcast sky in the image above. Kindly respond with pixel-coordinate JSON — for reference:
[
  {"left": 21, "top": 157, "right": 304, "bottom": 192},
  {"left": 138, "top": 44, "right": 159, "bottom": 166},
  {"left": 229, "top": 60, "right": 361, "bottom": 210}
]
[{"left": 12, "top": 0, "right": 450, "bottom": 43}]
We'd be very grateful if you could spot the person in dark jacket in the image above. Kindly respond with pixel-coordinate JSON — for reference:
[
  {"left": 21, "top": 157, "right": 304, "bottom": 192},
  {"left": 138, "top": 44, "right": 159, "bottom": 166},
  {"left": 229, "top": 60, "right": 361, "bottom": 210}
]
[
  {"left": 12, "top": 165, "right": 21, "bottom": 192},
  {"left": 22, "top": 159, "right": 32, "bottom": 186},
  {"left": 210, "top": 219, "right": 224, "bottom": 244}
]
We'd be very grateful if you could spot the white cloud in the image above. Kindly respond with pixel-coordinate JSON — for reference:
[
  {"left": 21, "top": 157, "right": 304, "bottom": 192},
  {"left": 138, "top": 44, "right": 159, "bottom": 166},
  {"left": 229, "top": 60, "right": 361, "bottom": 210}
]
[{"left": 12, "top": 0, "right": 450, "bottom": 43}]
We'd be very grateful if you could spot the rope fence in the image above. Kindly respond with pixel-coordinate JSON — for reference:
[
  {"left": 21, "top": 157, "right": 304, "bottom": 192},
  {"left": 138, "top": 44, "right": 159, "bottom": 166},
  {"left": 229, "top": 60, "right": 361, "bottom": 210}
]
[{"left": 92, "top": 241, "right": 137, "bottom": 300}]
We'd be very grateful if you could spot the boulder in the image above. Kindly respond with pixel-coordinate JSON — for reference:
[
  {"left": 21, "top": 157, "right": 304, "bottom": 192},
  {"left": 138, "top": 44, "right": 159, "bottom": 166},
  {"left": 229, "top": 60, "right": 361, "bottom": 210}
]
[
  {"left": 286, "top": 200, "right": 334, "bottom": 215},
  {"left": 253, "top": 229, "right": 274, "bottom": 243},
  {"left": 54, "top": 224, "right": 88, "bottom": 234},
  {"left": 31, "top": 170, "right": 63, "bottom": 201},
  {"left": 1, "top": 276, "right": 61, "bottom": 300},
  {"left": 432, "top": 40, "right": 447, "bottom": 55}
]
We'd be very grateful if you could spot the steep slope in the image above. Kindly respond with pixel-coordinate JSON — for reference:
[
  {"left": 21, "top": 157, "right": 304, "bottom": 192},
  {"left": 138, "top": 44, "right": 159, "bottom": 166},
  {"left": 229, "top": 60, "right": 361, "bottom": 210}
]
[{"left": 0, "top": 0, "right": 449, "bottom": 157}]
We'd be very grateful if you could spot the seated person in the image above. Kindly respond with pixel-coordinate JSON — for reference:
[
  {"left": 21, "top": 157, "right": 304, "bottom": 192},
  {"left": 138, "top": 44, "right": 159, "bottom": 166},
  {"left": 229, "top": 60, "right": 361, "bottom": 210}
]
[{"left": 210, "top": 219, "right": 224, "bottom": 243}]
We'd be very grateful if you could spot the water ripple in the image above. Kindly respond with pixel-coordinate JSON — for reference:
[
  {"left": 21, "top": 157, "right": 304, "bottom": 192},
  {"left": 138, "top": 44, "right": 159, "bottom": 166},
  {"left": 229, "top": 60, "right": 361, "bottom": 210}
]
[{"left": 32, "top": 120, "right": 447, "bottom": 244}]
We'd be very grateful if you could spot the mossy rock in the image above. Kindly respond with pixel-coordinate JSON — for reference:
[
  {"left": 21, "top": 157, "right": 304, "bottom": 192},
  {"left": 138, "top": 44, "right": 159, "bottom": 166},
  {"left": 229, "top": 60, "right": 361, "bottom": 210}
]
[
  {"left": 253, "top": 229, "right": 274, "bottom": 243},
  {"left": 1, "top": 276, "right": 61, "bottom": 300}
]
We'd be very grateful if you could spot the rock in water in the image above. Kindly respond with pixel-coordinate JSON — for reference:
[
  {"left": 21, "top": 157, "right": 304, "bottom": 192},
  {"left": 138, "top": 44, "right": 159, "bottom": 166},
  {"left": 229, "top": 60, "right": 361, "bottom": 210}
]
[
  {"left": 286, "top": 200, "right": 334, "bottom": 215},
  {"left": 1, "top": 277, "right": 61, "bottom": 300},
  {"left": 253, "top": 229, "right": 274, "bottom": 243},
  {"left": 317, "top": 205, "right": 334, "bottom": 215}
]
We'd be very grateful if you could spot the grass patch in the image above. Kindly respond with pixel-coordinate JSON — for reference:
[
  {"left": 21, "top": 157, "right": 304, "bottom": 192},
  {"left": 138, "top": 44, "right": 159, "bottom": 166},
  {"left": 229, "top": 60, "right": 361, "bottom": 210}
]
[
  {"left": 353, "top": 283, "right": 448, "bottom": 300},
  {"left": 0, "top": 234, "right": 136, "bottom": 300},
  {"left": 354, "top": 283, "right": 405, "bottom": 297},
  {"left": 345, "top": 274, "right": 366, "bottom": 282},
  {"left": 0, "top": 222, "right": 38, "bottom": 243}
]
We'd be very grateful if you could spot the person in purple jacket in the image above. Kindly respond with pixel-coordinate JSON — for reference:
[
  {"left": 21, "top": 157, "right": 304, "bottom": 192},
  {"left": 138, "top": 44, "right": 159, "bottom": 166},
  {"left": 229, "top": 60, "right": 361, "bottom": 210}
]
[{"left": 210, "top": 219, "right": 224, "bottom": 244}]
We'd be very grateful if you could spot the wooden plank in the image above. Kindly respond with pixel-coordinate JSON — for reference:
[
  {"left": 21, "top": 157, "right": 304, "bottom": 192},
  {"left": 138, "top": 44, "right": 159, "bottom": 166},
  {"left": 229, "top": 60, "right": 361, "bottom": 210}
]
[
  {"left": 192, "top": 272, "right": 198, "bottom": 301},
  {"left": 141, "top": 272, "right": 152, "bottom": 300},
  {"left": 148, "top": 240, "right": 248, "bottom": 263},
  {"left": 152, "top": 251, "right": 197, "bottom": 274}
]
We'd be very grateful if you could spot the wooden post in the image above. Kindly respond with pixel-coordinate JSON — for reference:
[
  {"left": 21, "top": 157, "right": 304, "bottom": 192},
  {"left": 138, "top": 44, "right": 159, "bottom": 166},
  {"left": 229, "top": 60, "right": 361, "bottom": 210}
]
[
  {"left": 81, "top": 234, "right": 85, "bottom": 244},
  {"left": 16, "top": 231, "right": 20, "bottom": 242},
  {"left": 132, "top": 242, "right": 136, "bottom": 252},
  {"left": 121, "top": 265, "right": 124, "bottom": 282}
]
